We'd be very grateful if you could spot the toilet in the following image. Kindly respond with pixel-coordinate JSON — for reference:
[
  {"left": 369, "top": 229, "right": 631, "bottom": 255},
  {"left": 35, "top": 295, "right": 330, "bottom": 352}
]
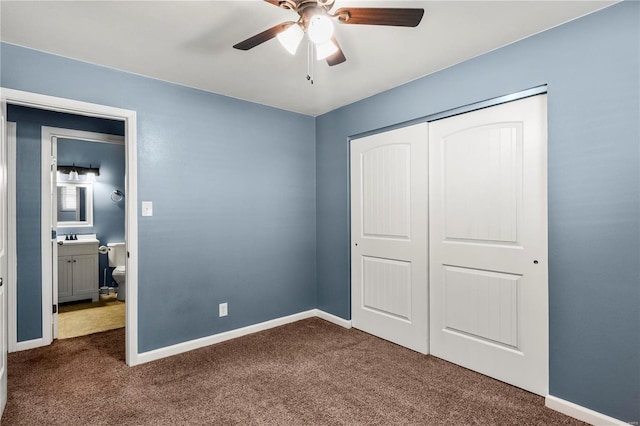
[{"left": 107, "top": 242, "right": 126, "bottom": 301}]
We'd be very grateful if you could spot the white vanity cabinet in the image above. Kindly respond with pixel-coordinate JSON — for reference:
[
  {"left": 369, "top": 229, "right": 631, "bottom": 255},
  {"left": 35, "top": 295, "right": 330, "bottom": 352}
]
[{"left": 58, "top": 241, "right": 99, "bottom": 303}]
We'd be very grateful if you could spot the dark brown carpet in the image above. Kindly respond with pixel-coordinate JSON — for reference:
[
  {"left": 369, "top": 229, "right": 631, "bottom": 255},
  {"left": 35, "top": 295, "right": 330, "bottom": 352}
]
[{"left": 3, "top": 318, "right": 583, "bottom": 425}]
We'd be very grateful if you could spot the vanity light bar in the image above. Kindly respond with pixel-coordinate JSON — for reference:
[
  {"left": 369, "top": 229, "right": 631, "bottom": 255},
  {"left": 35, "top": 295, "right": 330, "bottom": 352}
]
[{"left": 57, "top": 164, "right": 100, "bottom": 176}]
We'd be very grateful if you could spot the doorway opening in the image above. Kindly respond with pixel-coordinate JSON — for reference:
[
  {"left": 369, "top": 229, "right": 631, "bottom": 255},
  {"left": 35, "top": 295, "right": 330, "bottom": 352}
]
[
  {"left": 2, "top": 88, "right": 139, "bottom": 366},
  {"left": 47, "top": 126, "right": 126, "bottom": 340}
]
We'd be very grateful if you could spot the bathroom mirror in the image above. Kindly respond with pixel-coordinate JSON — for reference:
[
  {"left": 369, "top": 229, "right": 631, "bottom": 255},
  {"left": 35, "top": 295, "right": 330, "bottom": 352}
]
[{"left": 57, "top": 182, "right": 93, "bottom": 228}]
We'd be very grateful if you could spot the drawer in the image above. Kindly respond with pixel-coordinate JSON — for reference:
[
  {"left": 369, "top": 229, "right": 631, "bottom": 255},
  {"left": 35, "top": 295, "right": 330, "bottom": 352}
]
[{"left": 58, "top": 242, "right": 98, "bottom": 257}]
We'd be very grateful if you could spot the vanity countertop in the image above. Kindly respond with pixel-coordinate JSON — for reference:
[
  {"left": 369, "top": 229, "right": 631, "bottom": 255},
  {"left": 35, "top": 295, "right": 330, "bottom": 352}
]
[{"left": 57, "top": 234, "right": 99, "bottom": 245}]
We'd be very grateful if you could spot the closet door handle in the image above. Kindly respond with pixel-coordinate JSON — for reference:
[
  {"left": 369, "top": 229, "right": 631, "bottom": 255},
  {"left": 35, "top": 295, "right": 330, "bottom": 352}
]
[{"left": 0, "top": 277, "right": 3, "bottom": 287}]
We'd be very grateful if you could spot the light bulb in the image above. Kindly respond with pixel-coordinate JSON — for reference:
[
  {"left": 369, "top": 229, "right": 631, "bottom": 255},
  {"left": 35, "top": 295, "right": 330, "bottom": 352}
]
[
  {"left": 68, "top": 170, "right": 79, "bottom": 181},
  {"left": 316, "top": 40, "right": 338, "bottom": 60},
  {"left": 86, "top": 172, "right": 96, "bottom": 182},
  {"left": 308, "top": 15, "right": 334, "bottom": 44},
  {"left": 277, "top": 23, "right": 304, "bottom": 55}
]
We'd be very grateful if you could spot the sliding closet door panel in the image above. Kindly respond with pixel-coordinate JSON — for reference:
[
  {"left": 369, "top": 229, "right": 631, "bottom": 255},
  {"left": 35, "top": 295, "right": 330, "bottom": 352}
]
[
  {"left": 429, "top": 95, "right": 548, "bottom": 395},
  {"left": 351, "top": 123, "right": 428, "bottom": 354}
]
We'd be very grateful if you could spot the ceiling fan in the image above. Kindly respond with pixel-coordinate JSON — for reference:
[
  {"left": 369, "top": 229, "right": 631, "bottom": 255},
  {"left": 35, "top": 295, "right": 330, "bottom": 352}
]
[{"left": 233, "top": 0, "right": 425, "bottom": 66}]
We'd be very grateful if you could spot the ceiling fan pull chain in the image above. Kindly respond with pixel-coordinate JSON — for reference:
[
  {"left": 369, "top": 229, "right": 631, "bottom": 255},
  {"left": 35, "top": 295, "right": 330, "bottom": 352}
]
[
  {"left": 307, "top": 40, "right": 313, "bottom": 84},
  {"left": 306, "top": 40, "right": 314, "bottom": 85}
]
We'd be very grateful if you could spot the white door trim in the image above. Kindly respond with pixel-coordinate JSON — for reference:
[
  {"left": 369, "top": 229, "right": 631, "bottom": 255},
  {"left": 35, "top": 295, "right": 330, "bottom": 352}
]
[
  {"left": 45, "top": 128, "right": 124, "bottom": 146},
  {"left": 40, "top": 126, "right": 53, "bottom": 347},
  {"left": 6, "top": 122, "right": 18, "bottom": 353},
  {"left": 1, "top": 88, "right": 140, "bottom": 366},
  {"left": 1, "top": 110, "right": 8, "bottom": 415}
]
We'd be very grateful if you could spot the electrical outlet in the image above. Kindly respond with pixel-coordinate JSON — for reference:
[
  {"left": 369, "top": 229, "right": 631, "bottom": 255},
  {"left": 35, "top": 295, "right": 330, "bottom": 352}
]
[{"left": 219, "top": 302, "right": 228, "bottom": 317}]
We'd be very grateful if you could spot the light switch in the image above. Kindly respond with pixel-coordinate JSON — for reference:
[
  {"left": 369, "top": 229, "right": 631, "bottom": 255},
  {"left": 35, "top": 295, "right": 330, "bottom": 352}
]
[{"left": 141, "top": 201, "right": 153, "bottom": 217}]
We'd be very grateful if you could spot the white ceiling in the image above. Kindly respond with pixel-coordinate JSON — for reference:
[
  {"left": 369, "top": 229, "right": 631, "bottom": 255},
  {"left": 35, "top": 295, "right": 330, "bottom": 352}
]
[{"left": 1, "top": 1, "right": 616, "bottom": 116}]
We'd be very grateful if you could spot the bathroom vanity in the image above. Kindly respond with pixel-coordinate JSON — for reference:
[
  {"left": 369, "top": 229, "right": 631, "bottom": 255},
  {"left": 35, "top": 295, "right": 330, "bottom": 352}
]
[{"left": 57, "top": 237, "right": 99, "bottom": 303}]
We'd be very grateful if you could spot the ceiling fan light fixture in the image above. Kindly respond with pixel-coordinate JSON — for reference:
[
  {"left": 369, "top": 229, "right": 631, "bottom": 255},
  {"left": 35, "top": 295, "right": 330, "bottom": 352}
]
[
  {"left": 308, "top": 14, "right": 334, "bottom": 44},
  {"left": 316, "top": 39, "right": 338, "bottom": 60},
  {"left": 277, "top": 23, "right": 304, "bottom": 55}
]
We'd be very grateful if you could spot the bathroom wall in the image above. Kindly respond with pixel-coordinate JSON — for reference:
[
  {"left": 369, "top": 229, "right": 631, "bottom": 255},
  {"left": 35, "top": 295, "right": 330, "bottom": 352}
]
[
  {"left": 8, "top": 105, "right": 125, "bottom": 342},
  {"left": 315, "top": 2, "right": 639, "bottom": 423},
  {"left": 57, "top": 137, "right": 126, "bottom": 287},
  {"left": 2, "top": 42, "right": 317, "bottom": 352}
]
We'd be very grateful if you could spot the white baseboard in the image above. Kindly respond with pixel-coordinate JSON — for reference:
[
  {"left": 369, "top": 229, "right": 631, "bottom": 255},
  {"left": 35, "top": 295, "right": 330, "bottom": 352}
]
[
  {"left": 315, "top": 309, "right": 352, "bottom": 329},
  {"left": 545, "top": 395, "right": 629, "bottom": 426},
  {"left": 14, "top": 337, "right": 47, "bottom": 352},
  {"left": 135, "top": 309, "right": 351, "bottom": 366},
  {"left": 135, "top": 310, "right": 318, "bottom": 365}
]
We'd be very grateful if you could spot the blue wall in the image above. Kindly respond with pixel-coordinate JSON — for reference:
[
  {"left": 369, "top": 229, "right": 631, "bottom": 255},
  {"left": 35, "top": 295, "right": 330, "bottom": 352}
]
[
  {"left": 57, "top": 138, "right": 126, "bottom": 286},
  {"left": 316, "top": 2, "right": 638, "bottom": 423},
  {"left": 8, "top": 105, "right": 124, "bottom": 342},
  {"left": 12, "top": 117, "right": 41, "bottom": 342},
  {"left": 2, "top": 41, "right": 317, "bottom": 353}
]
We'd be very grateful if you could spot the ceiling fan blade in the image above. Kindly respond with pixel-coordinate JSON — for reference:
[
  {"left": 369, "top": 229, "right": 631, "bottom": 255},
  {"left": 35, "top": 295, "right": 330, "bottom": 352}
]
[
  {"left": 233, "top": 22, "right": 294, "bottom": 51},
  {"left": 326, "top": 37, "right": 346, "bottom": 66},
  {"left": 334, "top": 8, "right": 424, "bottom": 27}
]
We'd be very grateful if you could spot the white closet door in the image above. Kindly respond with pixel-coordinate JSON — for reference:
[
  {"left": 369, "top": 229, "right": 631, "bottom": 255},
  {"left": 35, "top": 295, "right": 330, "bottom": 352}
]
[
  {"left": 351, "top": 123, "right": 428, "bottom": 354},
  {"left": 429, "top": 95, "right": 548, "bottom": 395}
]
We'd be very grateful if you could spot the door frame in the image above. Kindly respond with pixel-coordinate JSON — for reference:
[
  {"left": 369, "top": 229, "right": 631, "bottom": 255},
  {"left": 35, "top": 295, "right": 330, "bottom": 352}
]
[
  {"left": 1, "top": 112, "right": 10, "bottom": 415},
  {"left": 1, "top": 88, "right": 140, "bottom": 366}
]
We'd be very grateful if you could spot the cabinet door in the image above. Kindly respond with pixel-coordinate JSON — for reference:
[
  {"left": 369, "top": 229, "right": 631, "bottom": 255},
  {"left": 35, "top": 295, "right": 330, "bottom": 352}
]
[
  {"left": 72, "top": 254, "right": 98, "bottom": 296},
  {"left": 58, "top": 256, "right": 74, "bottom": 299}
]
